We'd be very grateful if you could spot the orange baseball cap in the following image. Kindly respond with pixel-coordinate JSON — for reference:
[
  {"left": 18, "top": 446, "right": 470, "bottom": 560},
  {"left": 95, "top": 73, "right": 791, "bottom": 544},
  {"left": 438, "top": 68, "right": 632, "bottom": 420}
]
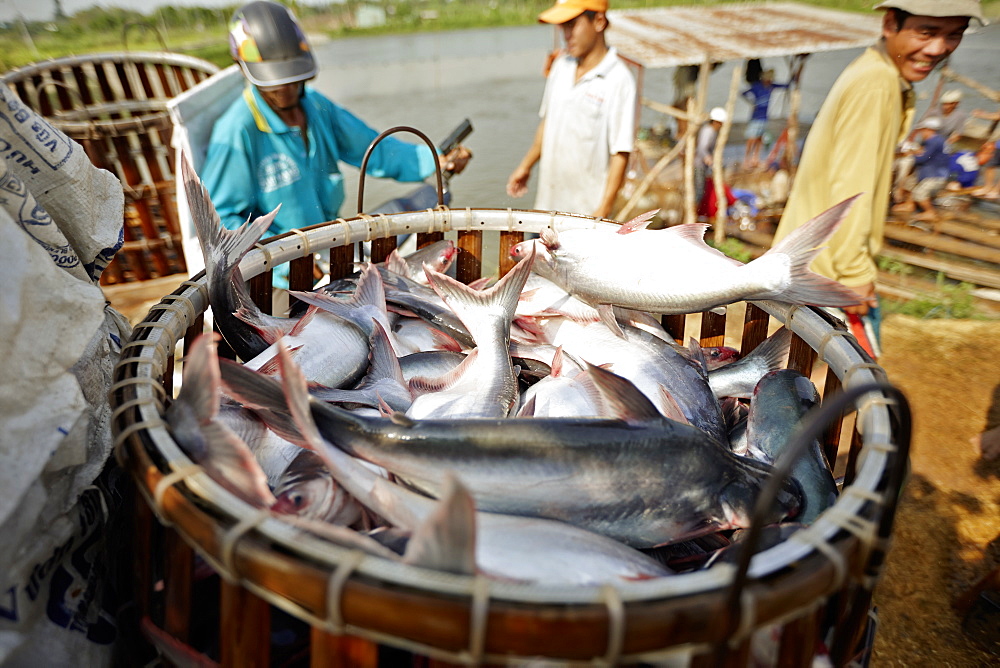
[{"left": 538, "top": 0, "right": 609, "bottom": 25}]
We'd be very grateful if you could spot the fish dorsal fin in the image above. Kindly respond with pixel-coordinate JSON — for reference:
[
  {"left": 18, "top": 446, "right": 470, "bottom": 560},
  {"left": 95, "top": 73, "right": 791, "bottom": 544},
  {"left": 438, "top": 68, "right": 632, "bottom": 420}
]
[
  {"left": 658, "top": 386, "right": 691, "bottom": 424},
  {"left": 584, "top": 362, "right": 662, "bottom": 424},
  {"left": 288, "top": 305, "right": 319, "bottom": 337},
  {"left": 540, "top": 226, "right": 559, "bottom": 249},
  {"left": 687, "top": 337, "right": 710, "bottom": 374},
  {"left": 516, "top": 394, "right": 537, "bottom": 417},
  {"left": 176, "top": 332, "right": 222, "bottom": 423},
  {"left": 368, "top": 320, "right": 406, "bottom": 386},
  {"left": 255, "top": 343, "right": 305, "bottom": 376},
  {"left": 598, "top": 304, "right": 625, "bottom": 338},
  {"left": 550, "top": 346, "right": 566, "bottom": 378},
  {"left": 234, "top": 308, "right": 287, "bottom": 345},
  {"left": 429, "top": 327, "right": 464, "bottom": 353},
  {"left": 384, "top": 248, "right": 411, "bottom": 277},
  {"left": 353, "top": 262, "right": 389, "bottom": 313},
  {"left": 408, "top": 349, "right": 478, "bottom": 396},
  {"left": 402, "top": 473, "right": 477, "bottom": 576},
  {"left": 617, "top": 209, "right": 659, "bottom": 234},
  {"left": 664, "top": 222, "right": 711, "bottom": 244}
]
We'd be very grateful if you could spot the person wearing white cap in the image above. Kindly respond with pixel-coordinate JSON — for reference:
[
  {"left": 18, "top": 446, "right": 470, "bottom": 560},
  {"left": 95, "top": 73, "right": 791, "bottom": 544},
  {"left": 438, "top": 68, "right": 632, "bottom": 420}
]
[
  {"left": 693, "top": 107, "right": 728, "bottom": 206},
  {"left": 771, "top": 0, "right": 983, "bottom": 358},
  {"left": 506, "top": 0, "right": 637, "bottom": 219},
  {"left": 937, "top": 88, "right": 969, "bottom": 140},
  {"left": 893, "top": 117, "right": 951, "bottom": 219}
]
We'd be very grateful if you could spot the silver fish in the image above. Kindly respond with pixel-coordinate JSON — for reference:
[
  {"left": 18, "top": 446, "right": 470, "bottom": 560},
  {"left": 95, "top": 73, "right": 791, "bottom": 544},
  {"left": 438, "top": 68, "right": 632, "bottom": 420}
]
[
  {"left": 271, "top": 449, "right": 364, "bottom": 526},
  {"left": 218, "top": 351, "right": 802, "bottom": 548},
  {"left": 509, "top": 197, "right": 862, "bottom": 315},
  {"left": 384, "top": 239, "right": 458, "bottom": 285},
  {"left": 405, "top": 250, "right": 534, "bottom": 419},
  {"left": 745, "top": 369, "right": 838, "bottom": 524},
  {"left": 272, "top": 340, "right": 671, "bottom": 584},
  {"left": 182, "top": 157, "right": 275, "bottom": 361},
  {"left": 166, "top": 332, "right": 276, "bottom": 508},
  {"left": 707, "top": 327, "right": 793, "bottom": 399}
]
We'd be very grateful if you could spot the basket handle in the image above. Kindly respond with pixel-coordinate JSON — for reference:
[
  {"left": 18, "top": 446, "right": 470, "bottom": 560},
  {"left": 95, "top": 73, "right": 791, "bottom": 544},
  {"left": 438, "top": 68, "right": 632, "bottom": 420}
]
[
  {"left": 714, "top": 381, "right": 911, "bottom": 659},
  {"left": 357, "top": 125, "right": 445, "bottom": 215}
]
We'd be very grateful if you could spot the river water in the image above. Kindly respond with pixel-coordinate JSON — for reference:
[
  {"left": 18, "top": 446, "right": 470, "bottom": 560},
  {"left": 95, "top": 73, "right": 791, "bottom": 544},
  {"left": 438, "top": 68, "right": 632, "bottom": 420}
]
[{"left": 308, "top": 23, "right": 1000, "bottom": 217}]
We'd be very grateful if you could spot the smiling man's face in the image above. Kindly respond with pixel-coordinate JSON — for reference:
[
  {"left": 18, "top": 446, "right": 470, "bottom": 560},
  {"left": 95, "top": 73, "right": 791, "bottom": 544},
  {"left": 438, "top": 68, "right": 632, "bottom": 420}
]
[{"left": 882, "top": 11, "right": 969, "bottom": 82}]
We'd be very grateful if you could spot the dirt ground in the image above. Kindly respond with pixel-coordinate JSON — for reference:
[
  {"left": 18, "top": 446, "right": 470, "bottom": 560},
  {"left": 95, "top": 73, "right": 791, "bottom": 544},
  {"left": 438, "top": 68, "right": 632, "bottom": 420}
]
[{"left": 869, "top": 314, "right": 1000, "bottom": 665}]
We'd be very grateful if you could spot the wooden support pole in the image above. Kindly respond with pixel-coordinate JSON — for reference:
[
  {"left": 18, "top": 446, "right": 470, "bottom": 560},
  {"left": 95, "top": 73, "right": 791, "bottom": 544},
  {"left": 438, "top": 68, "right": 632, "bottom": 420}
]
[
  {"left": 684, "top": 97, "right": 698, "bottom": 225},
  {"left": 615, "top": 135, "right": 688, "bottom": 223},
  {"left": 713, "top": 66, "right": 742, "bottom": 245}
]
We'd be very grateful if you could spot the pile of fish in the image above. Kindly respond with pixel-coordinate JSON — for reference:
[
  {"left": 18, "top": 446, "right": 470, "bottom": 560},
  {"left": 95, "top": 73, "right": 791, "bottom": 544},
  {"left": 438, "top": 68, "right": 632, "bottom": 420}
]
[{"left": 167, "top": 160, "right": 856, "bottom": 586}]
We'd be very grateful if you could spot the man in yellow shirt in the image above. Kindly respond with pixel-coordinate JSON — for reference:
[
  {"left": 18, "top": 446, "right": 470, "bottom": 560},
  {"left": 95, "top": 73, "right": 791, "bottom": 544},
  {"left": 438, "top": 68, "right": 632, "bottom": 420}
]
[{"left": 772, "top": 0, "right": 984, "bottom": 356}]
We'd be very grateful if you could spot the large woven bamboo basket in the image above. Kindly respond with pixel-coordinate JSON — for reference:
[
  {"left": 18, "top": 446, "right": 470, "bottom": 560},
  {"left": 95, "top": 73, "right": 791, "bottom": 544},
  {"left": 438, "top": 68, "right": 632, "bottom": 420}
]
[
  {"left": 110, "top": 207, "right": 908, "bottom": 666},
  {"left": 0, "top": 52, "right": 219, "bottom": 285}
]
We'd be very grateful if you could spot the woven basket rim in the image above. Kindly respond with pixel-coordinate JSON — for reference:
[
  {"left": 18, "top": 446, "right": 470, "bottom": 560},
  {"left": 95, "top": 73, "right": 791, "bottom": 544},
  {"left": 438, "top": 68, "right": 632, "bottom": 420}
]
[{"left": 111, "top": 207, "right": 897, "bottom": 658}]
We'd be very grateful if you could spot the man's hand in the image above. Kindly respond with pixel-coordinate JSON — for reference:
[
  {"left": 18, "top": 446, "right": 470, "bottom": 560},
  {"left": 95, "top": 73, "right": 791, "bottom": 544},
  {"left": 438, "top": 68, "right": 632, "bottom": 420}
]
[
  {"left": 506, "top": 165, "right": 532, "bottom": 198},
  {"left": 842, "top": 281, "right": 878, "bottom": 316},
  {"left": 441, "top": 146, "right": 472, "bottom": 175}
]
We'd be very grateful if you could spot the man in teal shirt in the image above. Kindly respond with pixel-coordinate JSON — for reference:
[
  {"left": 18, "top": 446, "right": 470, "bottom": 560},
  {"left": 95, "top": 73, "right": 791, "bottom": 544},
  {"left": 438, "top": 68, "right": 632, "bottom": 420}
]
[{"left": 202, "top": 2, "right": 469, "bottom": 258}]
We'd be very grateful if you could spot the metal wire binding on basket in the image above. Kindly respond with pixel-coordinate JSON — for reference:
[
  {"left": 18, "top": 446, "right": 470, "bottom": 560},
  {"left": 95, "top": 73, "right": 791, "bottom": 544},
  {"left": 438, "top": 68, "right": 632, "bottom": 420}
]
[{"left": 109, "top": 199, "right": 904, "bottom": 664}]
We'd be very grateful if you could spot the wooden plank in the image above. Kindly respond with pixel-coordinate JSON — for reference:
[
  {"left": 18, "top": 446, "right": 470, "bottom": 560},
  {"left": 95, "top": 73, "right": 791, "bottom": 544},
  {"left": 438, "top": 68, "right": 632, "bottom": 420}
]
[
  {"left": 371, "top": 236, "right": 397, "bottom": 264},
  {"left": 699, "top": 309, "right": 726, "bottom": 348},
  {"left": 661, "top": 314, "right": 686, "bottom": 344},
  {"left": 880, "top": 245, "right": 1000, "bottom": 287},
  {"left": 329, "top": 244, "right": 355, "bottom": 281},
  {"left": 777, "top": 609, "right": 821, "bottom": 666},
  {"left": 456, "top": 230, "right": 482, "bottom": 285},
  {"left": 163, "top": 528, "right": 193, "bottom": 642},
  {"left": 883, "top": 222, "right": 1000, "bottom": 264},
  {"left": 220, "top": 581, "right": 271, "bottom": 668},
  {"left": 497, "top": 231, "right": 523, "bottom": 277},
  {"left": 309, "top": 628, "right": 379, "bottom": 668},
  {"left": 740, "top": 303, "right": 771, "bottom": 355},
  {"left": 821, "top": 370, "right": 845, "bottom": 473}
]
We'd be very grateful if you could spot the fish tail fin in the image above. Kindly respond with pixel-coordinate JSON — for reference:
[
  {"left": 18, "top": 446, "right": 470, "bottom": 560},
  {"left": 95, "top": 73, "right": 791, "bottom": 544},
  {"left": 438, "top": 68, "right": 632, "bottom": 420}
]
[
  {"left": 181, "top": 155, "right": 276, "bottom": 274},
  {"left": 742, "top": 326, "right": 792, "bottom": 372},
  {"left": 402, "top": 472, "right": 478, "bottom": 576},
  {"left": 425, "top": 247, "right": 535, "bottom": 343},
  {"left": 757, "top": 195, "right": 864, "bottom": 307}
]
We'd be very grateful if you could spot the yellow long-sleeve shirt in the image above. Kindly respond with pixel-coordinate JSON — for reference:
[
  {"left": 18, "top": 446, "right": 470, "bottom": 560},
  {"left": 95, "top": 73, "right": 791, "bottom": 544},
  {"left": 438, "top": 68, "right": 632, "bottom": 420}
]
[{"left": 773, "top": 43, "right": 915, "bottom": 288}]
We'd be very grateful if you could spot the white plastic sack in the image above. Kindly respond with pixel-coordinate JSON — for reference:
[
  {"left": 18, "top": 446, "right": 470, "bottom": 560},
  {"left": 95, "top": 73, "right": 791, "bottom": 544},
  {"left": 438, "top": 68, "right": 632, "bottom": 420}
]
[{"left": 0, "top": 86, "right": 131, "bottom": 666}]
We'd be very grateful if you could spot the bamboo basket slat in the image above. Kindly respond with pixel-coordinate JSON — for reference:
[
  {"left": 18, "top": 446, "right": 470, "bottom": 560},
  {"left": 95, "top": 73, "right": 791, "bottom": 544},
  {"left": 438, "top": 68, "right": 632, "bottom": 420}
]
[
  {"left": 0, "top": 52, "right": 219, "bottom": 285},
  {"left": 110, "top": 206, "right": 905, "bottom": 665}
]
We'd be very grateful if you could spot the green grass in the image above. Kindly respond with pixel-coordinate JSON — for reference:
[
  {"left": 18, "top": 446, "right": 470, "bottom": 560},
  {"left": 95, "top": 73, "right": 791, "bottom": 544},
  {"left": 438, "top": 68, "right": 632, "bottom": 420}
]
[{"left": 881, "top": 273, "right": 984, "bottom": 320}]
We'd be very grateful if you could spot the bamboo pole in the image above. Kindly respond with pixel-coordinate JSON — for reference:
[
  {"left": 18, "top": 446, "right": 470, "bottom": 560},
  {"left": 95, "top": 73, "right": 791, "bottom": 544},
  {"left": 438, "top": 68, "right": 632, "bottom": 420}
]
[
  {"left": 615, "top": 135, "right": 689, "bottom": 222},
  {"left": 784, "top": 55, "right": 807, "bottom": 169},
  {"left": 685, "top": 59, "right": 712, "bottom": 225},
  {"left": 640, "top": 97, "right": 692, "bottom": 122},
  {"left": 940, "top": 65, "right": 1000, "bottom": 103},
  {"left": 684, "top": 96, "right": 697, "bottom": 225},
  {"left": 713, "top": 66, "right": 742, "bottom": 244}
]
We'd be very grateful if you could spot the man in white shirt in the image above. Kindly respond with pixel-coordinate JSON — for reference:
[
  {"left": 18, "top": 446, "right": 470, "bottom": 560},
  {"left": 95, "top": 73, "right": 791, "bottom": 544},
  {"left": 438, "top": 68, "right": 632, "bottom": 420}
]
[{"left": 506, "top": 0, "right": 636, "bottom": 219}]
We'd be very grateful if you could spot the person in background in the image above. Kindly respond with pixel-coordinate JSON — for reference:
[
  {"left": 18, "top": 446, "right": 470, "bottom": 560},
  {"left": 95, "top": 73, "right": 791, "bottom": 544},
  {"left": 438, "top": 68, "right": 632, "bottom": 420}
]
[
  {"left": 969, "top": 107, "right": 1000, "bottom": 197},
  {"left": 694, "top": 107, "right": 727, "bottom": 208},
  {"left": 506, "top": 0, "right": 636, "bottom": 220},
  {"left": 893, "top": 117, "right": 950, "bottom": 220},
  {"left": 201, "top": 1, "right": 470, "bottom": 286},
  {"left": 741, "top": 68, "right": 789, "bottom": 169},
  {"left": 771, "top": 0, "right": 982, "bottom": 359},
  {"left": 936, "top": 88, "right": 969, "bottom": 142}
]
